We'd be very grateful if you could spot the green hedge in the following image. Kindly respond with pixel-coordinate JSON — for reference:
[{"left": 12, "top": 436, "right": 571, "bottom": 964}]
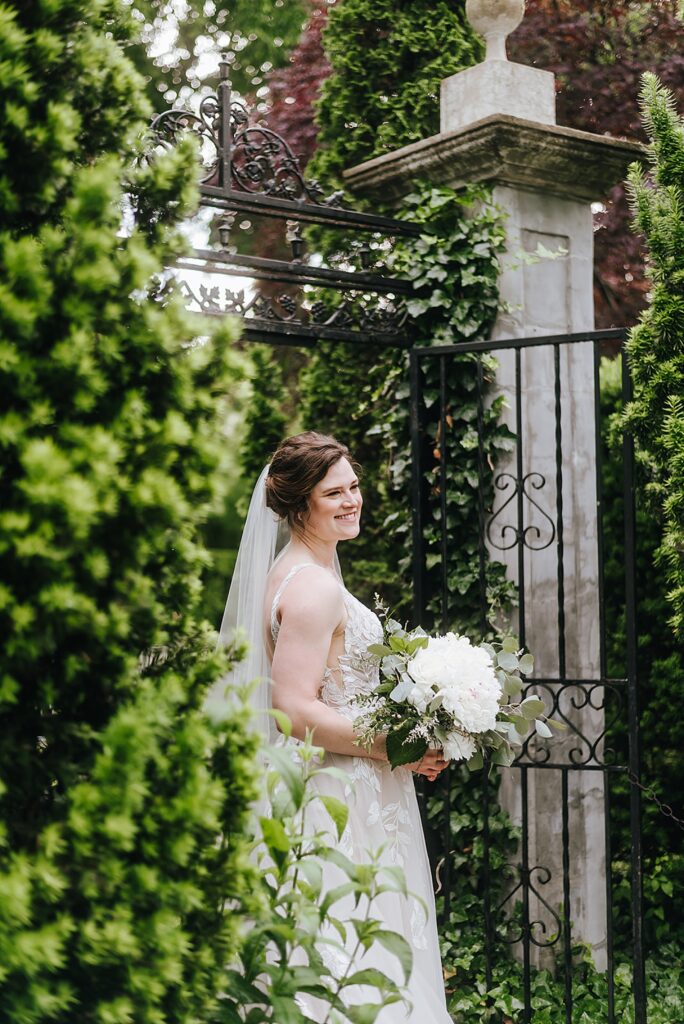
[{"left": 0, "top": 2, "right": 257, "bottom": 1019}]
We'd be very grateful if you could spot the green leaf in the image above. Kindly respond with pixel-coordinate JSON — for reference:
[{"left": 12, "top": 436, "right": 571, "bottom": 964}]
[
  {"left": 368, "top": 643, "right": 392, "bottom": 658},
  {"left": 386, "top": 727, "right": 426, "bottom": 768},
  {"left": 265, "top": 746, "right": 305, "bottom": 808},
  {"left": 497, "top": 650, "right": 519, "bottom": 671},
  {"left": 518, "top": 653, "right": 534, "bottom": 674},
  {"left": 467, "top": 750, "right": 484, "bottom": 772},
  {"left": 342, "top": 967, "right": 395, "bottom": 991},
  {"left": 319, "top": 795, "right": 349, "bottom": 841},
  {"left": 520, "top": 696, "right": 545, "bottom": 720},
  {"left": 535, "top": 719, "right": 552, "bottom": 739},
  {"left": 259, "top": 817, "right": 290, "bottom": 866},
  {"left": 502, "top": 636, "right": 519, "bottom": 653},
  {"left": 372, "top": 929, "right": 413, "bottom": 984},
  {"left": 267, "top": 707, "right": 292, "bottom": 737}
]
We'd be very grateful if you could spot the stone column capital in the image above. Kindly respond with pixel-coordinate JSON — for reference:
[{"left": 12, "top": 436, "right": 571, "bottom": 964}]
[{"left": 343, "top": 116, "right": 646, "bottom": 205}]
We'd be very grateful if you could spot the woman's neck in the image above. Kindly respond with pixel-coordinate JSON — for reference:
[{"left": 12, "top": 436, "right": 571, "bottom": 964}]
[{"left": 288, "top": 533, "right": 338, "bottom": 570}]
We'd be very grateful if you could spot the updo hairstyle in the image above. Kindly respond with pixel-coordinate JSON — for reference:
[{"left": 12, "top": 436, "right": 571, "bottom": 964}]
[{"left": 266, "top": 432, "right": 356, "bottom": 531}]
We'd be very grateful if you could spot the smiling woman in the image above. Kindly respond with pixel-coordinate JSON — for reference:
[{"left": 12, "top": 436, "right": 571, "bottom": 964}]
[{"left": 217, "top": 429, "right": 455, "bottom": 1021}]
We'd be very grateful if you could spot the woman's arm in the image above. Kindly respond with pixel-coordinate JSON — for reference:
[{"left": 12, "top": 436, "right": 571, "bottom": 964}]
[
  {"left": 270, "top": 569, "right": 387, "bottom": 759},
  {"left": 270, "top": 568, "right": 449, "bottom": 779}
]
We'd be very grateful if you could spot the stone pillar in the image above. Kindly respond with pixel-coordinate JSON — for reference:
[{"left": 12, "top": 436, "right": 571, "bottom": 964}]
[{"left": 343, "top": 0, "right": 643, "bottom": 972}]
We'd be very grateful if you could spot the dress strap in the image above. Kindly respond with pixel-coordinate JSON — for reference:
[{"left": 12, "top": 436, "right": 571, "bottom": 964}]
[{"left": 270, "top": 563, "right": 337, "bottom": 641}]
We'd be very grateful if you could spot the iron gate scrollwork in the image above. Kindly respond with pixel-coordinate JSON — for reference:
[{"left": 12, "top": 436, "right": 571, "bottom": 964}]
[
  {"left": 148, "top": 57, "right": 419, "bottom": 349},
  {"left": 409, "top": 330, "right": 646, "bottom": 1024}
]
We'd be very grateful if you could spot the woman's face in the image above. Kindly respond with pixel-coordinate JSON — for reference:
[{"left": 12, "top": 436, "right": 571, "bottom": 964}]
[{"left": 303, "top": 457, "right": 362, "bottom": 543}]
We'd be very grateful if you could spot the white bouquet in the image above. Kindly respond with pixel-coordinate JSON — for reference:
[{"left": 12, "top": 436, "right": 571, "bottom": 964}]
[{"left": 356, "top": 602, "right": 561, "bottom": 771}]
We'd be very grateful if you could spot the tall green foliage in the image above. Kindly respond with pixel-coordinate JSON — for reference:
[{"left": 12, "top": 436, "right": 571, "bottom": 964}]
[
  {"left": 299, "top": 0, "right": 487, "bottom": 610},
  {"left": 312, "top": 0, "right": 481, "bottom": 182},
  {"left": 625, "top": 73, "right": 684, "bottom": 638},
  {"left": 600, "top": 357, "right": 684, "bottom": 951},
  {"left": 0, "top": 1, "right": 257, "bottom": 1019}
]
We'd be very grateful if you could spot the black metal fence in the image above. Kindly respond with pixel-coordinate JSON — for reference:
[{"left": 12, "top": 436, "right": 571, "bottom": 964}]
[{"left": 409, "top": 329, "right": 645, "bottom": 1024}]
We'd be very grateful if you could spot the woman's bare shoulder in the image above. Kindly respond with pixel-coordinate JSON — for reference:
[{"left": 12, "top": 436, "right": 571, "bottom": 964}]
[{"left": 275, "top": 562, "right": 343, "bottom": 619}]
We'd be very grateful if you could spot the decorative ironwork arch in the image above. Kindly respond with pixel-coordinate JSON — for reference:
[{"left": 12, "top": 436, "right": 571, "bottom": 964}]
[{"left": 148, "top": 56, "right": 419, "bottom": 348}]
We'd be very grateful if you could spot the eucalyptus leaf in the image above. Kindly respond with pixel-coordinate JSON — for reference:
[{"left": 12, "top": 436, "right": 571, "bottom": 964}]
[
  {"left": 502, "top": 636, "right": 519, "bottom": 653},
  {"left": 389, "top": 676, "right": 414, "bottom": 702},
  {"left": 535, "top": 719, "right": 553, "bottom": 739},
  {"left": 497, "top": 650, "right": 519, "bottom": 671},
  {"left": 518, "top": 653, "right": 534, "bottom": 674},
  {"left": 520, "top": 696, "right": 545, "bottom": 720},
  {"left": 467, "top": 749, "right": 484, "bottom": 772}
]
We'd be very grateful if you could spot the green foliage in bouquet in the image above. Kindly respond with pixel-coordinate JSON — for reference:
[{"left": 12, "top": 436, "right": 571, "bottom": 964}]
[
  {"left": 625, "top": 72, "right": 684, "bottom": 639},
  {"left": 212, "top": 724, "right": 414, "bottom": 1023},
  {"left": 356, "top": 608, "right": 560, "bottom": 772},
  {"left": 0, "top": 0, "right": 257, "bottom": 1019}
]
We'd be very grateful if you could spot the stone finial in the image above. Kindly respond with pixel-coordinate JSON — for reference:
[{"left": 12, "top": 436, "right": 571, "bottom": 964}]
[{"left": 466, "top": 0, "right": 525, "bottom": 62}]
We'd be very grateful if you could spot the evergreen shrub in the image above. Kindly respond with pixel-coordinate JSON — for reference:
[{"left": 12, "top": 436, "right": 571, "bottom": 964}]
[
  {"left": 625, "top": 73, "right": 684, "bottom": 638},
  {"left": 0, "top": 1, "right": 257, "bottom": 1018}
]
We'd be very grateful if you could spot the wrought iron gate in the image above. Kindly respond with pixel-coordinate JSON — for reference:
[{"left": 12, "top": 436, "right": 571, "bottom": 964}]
[
  {"left": 149, "top": 57, "right": 417, "bottom": 349},
  {"left": 150, "top": 68, "right": 646, "bottom": 1024},
  {"left": 409, "top": 330, "right": 645, "bottom": 1024}
]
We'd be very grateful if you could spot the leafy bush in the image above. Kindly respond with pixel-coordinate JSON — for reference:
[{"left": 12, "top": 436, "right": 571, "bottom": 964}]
[
  {"left": 213, "top": 725, "right": 414, "bottom": 1023},
  {"left": 0, "top": 1, "right": 257, "bottom": 1019},
  {"left": 624, "top": 73, "right": 684, "bottom": 639},
  {"left": 313, "top": 0, "right": 480, "bottom": 182}
]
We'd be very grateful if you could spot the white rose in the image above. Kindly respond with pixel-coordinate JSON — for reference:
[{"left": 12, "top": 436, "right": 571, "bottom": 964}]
[{"left": 442, "top": 731, "right": 477, "bottom": 762}]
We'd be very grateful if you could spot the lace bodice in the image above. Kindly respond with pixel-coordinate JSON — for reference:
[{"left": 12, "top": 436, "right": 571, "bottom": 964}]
[{"left": 270, "top": 563, "right": 383, "bottom": 719}]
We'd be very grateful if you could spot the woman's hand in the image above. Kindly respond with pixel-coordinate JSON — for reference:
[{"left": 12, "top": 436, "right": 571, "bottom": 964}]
[{"left": 406, "top": 749, "right": 450, "bottom": 782}]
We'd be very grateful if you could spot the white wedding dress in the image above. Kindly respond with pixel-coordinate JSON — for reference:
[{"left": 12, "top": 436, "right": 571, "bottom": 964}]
[{"left": 270, "top": 564, "right": 453, "bottom": 1023}]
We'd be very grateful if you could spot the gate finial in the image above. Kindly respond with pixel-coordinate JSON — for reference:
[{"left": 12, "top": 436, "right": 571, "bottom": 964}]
[{"left": 465, "top": 0, "right": 525, "bottom": 63}]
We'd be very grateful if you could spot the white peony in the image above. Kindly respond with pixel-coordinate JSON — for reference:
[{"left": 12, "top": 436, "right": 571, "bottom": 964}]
[
  {"left": 408, "top": 632, "right": 501, "bottom": 734},
  {"left": 442, "top": 731, "right": 477, "bottom": 762}
]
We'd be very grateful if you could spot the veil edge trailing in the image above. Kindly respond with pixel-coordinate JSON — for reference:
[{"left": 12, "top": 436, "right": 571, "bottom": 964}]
[
  {"left": 205, "top": 465, "right": 286, "bottom": 738},
  {"left": 204, "top": 462, "right": 343, "bottom": 743}
]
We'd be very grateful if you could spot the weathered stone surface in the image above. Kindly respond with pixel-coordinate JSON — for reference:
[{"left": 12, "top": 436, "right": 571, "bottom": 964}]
[
  {"left": 343, "top": 115, "right": 645, "bottom": 205},
  {"left": 441, "top": 61, "right": 556, "bottom": 132}
]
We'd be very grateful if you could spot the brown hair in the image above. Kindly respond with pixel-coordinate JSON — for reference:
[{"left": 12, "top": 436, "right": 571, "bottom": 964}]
[{"left": 266, "top": 431, "right": 356, "bottom": 530}]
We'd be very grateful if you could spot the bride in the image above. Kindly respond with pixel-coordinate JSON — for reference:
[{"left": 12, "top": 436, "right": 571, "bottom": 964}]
[{"left": 221, "top": 431, "right": 453, "bottom": 1023}]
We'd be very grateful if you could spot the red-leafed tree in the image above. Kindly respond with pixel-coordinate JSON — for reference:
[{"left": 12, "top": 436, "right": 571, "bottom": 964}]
[
  {"left": 265, "top": 0, "right": 331, "bottom": 170},
  {"left": 508, "top": 0, "right": 684, "bottom": 326}
]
